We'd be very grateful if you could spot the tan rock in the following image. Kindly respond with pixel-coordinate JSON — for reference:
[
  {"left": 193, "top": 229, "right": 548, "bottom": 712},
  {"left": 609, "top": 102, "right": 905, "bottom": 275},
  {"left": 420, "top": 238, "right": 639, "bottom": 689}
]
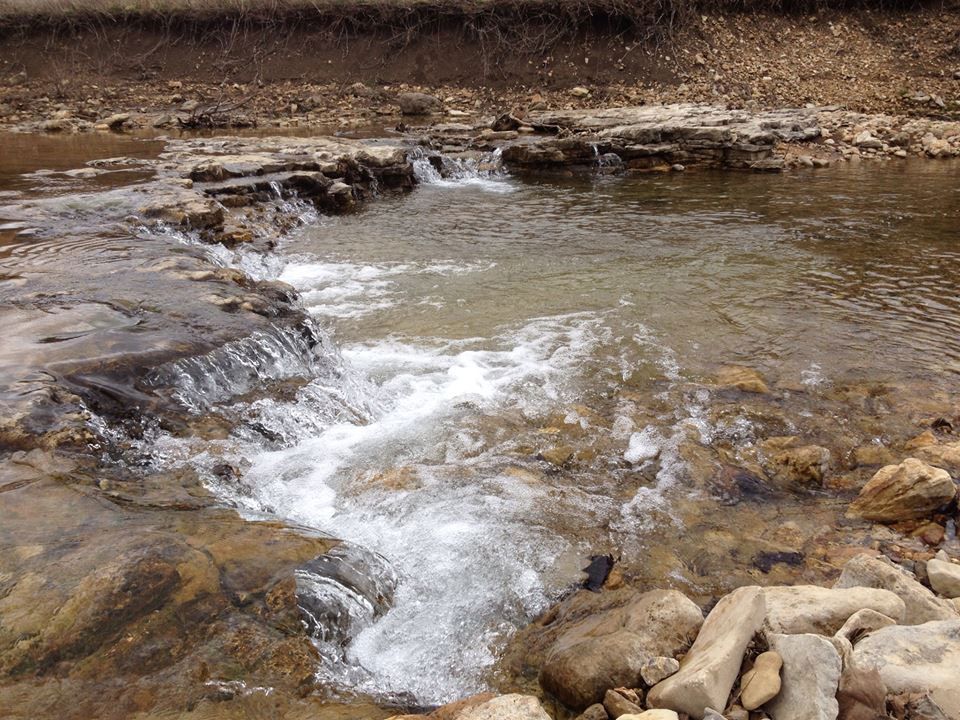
[
  {"left": 769, "top": 445, "right": 831, "bottom": 486},
  {"left": 641, "top": 656, "right": 680, "bottom": 686},
  {"left": 716, "top": 366, "right": 770, "bottom": 394},
  {"left": 904, "top": 430, "right": 937, "bottom": 451},
  {"left": 537, "top": 589, "right": 704, "bottom": 709},
  {"left": 762, "top": 585, "right": 905, "bottom": 635},
  {"left": 456, "top": 694, "right": 552, "bottom": 720},
  {"left": 836, "top": 667, "right": 886, "bottom": 720},
  {"left": 927, "top": 556, "right": 960, "bottom": 599},
  {"left": 647, "top": 586, "right": 766, "bottom": 717},
  {"left": 846, "top": 458, "right": 956, "bottom": 522},
  {"left": 574, "top": 705, "right": 610, "bottom": 720},
  {"left": 604, "top": 688, "right": 644, "bottom": 717},
  {"left": 740, "top": 651, "right": 782, "bottom": 710},
  {"left": 915, "top": 441, "right": 960, "bottom": 474},
  {"left": 540, "top": 445, "right": 575, "bottom": 466},
  {"left": 834, "top": 555, "right": 958, "bottom": 624}
]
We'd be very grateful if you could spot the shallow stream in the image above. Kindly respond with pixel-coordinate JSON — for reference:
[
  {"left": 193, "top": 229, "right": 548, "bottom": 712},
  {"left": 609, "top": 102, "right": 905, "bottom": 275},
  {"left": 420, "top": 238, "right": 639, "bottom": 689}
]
[{"left": 2, "top": 135, "right": 959, "bottom": 706}]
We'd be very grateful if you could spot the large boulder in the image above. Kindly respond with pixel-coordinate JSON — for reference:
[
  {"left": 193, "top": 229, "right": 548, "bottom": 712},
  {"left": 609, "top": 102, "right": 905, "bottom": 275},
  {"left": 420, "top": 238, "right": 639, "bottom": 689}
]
[
  {"left": 398, "top": 92, "right": 443, "bottom": 116},
  {"left": 537, "top": 589, "right": 704, "bottom": 709},
  {"left": 834, "top": 555, "right": 958, "bottom": 624},
  {"left": 647, "top": 586, "right": 766, "bottom": 718},
  {"left": 762, "top": 585, "right": 905, "bottom": 635},
  {"left": 851, "top": 620, "right": 960, "bottom": 718},
  {"left": 927, "top": 553, "right": 960, "bottom": 599},
  {"left": 846, "top": 459, "right": 956, "bottom": 522},
  {"left": 765, "top": 633, "right": 842, "bottom": 720}
]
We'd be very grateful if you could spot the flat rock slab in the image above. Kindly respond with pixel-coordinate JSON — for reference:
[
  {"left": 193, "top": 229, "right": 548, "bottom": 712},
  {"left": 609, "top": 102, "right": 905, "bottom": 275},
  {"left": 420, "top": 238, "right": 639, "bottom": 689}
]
[
  {"left": 647, "top": 586, "right": 766, "bottom": 717},
  {"left": 762, "top": 585, "right": 905, "bottom": 635},
  {"left": 503, "top": 105, "right": 821, "bottom": 172},
  {"left": 851, "top": 620, "right": 960, "bottom": 718},
  {"left": 834, "top": 555, "right": 958, "bottom": 624}
]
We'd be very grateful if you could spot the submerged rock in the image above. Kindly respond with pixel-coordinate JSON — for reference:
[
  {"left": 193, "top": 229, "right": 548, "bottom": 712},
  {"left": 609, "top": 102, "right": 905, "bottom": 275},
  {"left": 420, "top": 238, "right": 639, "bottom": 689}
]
[
  {"left": 715, "top": 365, "right": 771, "bottom": 394},
  {"left": 846, "top": 458, "right": 956, "bottom": 522},
  {"left": 647, "top": 586, "right": 766, "bottom": 717}
]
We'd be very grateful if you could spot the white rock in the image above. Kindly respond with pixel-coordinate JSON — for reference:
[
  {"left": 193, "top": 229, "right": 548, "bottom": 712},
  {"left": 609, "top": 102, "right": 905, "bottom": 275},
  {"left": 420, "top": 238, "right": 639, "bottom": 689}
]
[
  {"left": 458, "top": 694, "right": 552, "bottom": 720},
  {"left": 927, "top": 558, "right": 960, "bottom": 599},
  {"left": 851, "top": 620, "right": 960, "bottom": 718},
  {"left": 620, "top": 712, "right": 680, "bottom": 720},
  {"left": 834, "top": 554, "right": 958, "bottom": 624},
  {"left": 766, "top": 633, "right": 842, "bottom": 720},
  {"left": 762, "top": 585, "right": 905, "bottom": 635},
  {"left": 647, "top": 586, "right": 766, "bottom": 717}
]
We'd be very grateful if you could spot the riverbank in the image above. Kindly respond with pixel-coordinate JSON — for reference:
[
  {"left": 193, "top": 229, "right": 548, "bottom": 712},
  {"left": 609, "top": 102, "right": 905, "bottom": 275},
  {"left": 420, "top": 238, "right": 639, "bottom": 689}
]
[{"left": 1, "top": 3, "right": 959, "bottom": 130}]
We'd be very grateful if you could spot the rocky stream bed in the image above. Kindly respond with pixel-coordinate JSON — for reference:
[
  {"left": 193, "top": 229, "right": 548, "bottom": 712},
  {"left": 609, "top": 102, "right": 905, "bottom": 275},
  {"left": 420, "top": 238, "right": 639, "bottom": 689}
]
[{"left": 1, "top": 106, "right": 959, "bottom": 720}]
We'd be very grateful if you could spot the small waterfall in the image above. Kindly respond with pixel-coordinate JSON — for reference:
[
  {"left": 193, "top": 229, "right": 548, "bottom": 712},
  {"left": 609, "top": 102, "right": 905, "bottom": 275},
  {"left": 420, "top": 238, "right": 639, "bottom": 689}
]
[
  {"left": 145, "top": 320, "right": 337, "bottom": 414},
  {"left": 296, "top": 543, "right": 398, "bottom": 659},
  {"left": 410, "top": 148, "right": 507, "bottom": 186}
]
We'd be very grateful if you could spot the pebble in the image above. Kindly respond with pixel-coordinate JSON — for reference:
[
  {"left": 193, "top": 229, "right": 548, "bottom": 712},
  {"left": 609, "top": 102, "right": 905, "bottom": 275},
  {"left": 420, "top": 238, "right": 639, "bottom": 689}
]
[
  {"left": 739, "top": 651, "right": 783, "bottom": 710},
  {"left": 641, "top": 656, "right": 680, "bottom": 686}
]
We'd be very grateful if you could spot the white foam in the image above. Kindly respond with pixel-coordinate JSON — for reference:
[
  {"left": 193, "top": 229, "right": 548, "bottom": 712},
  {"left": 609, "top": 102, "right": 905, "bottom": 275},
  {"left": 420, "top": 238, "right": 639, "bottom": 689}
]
[
  {"left": 211, "top": 313, "right": 610, "bottom": 703},
  {"left": 625, "top": 426, "right": 662, "bottom": 463}
]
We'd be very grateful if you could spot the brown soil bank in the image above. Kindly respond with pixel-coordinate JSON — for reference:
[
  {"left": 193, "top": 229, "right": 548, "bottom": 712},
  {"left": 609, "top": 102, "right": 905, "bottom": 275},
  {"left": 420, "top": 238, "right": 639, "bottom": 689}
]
[{"left": 0, "top": 1, "right": 958, "bottom": 118}]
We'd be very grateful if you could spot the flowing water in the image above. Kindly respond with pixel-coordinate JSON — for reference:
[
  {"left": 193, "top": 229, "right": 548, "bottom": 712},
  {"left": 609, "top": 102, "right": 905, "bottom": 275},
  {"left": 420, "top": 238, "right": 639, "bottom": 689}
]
[{"left": 2, "top": 135, "right": 959, "bottom": 707}]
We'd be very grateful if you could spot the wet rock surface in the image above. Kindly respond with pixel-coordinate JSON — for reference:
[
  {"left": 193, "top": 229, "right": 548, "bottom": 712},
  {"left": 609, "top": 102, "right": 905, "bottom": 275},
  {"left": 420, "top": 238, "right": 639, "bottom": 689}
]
[{"left": 2, "top": 119, "right": 960, "bottom": 720}]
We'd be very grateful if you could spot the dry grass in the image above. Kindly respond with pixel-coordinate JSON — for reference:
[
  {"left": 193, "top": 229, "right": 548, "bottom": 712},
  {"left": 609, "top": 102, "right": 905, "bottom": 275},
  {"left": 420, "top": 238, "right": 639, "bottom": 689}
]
[{"left": 0, "top": 0, "right": 945, "bottom": 40}]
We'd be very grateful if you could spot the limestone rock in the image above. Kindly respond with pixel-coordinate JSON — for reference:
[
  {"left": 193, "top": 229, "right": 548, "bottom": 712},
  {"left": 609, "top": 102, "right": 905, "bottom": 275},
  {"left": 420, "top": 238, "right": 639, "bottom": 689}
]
[
  {"left": 716, "top": 365, "right": 770, "bottom": 394},
  {"left": 766, "top": 633, "right": 842, "bottom": 720},
  {"left": 537, "top": 589, "right": 704, "bottom": 709},
  {"left": 915, "top": 441, "right": 960, "bottom": 475},
  {"left": 641, "top": 656, "right": 680, "bottom": 686},
  {"left": 447, "top": 695, "right": 551, "bottom": 720},
  {"left": 834, "top": 555, "right": 958, "bottom": 624},
  {"left": 398, "top": 92, "right": 442, "bottom": 116},
  {"left": 927, "top": 556, "right": 960, "bottom": 599},
  {"left": 846, "top": 459, "right": 956, "bottom": 522},
  {"left": 832, "top": 608, "right": 898, "bottom": 665},
  {"left": 851, "top": 620, "right": 960, "bottom": 718},
  {"left": 605, "top": 688, "right": 644, "bottom": 717},
  {"left": 620, "top": 712, "right": 679, "bottom": 720},
  {"left": 740, "top": 651, "right": 782, "bottom": 711},
  {"left": 762, "top": 585, "right": 905, "bottom": 635},
  {"left": 647, "top": 586, "right": 766, "bottom": 717}
]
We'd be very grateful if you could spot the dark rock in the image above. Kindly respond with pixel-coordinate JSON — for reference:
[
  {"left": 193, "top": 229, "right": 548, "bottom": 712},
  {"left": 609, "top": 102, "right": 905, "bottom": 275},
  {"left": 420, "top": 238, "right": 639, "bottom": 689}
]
[{"left": 398, "top": 92, "right": 442, "bottom": 116}]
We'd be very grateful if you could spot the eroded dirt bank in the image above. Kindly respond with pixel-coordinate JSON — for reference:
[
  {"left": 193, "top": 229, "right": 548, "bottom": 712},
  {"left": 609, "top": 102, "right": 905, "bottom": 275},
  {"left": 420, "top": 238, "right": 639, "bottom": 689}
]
[{"left": 1, "top": 5, "right": 959, "bottom": 131}]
